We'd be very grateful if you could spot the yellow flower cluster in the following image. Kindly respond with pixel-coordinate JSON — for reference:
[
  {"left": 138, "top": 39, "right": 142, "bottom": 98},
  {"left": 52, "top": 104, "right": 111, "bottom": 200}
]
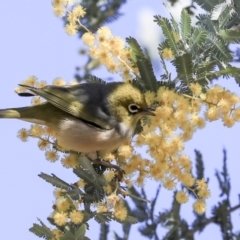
[
  {"left": 53, "top": 2, "right": 138, "bottom": 81},
  {"left": 82, "top": 27, "right": 137, "bottom": 81},
  {"left": 51, "top": 194, "right": 84, "bottom": 227},
  {"left": 203, "top": 85, "right": 240, "bottom": 127},
  {"left": 16, "top": 76, "right": 240, "bottom": 216},
  {"left": 122, "top": 84, "right": 240, "bottom": 213}
]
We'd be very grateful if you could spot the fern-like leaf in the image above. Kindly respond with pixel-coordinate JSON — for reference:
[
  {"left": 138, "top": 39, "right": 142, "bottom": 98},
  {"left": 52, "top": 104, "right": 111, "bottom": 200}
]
[
  {"left": 190, "top": 27, "right": 207, "bottom": 52},
  {"left": 218, "top": 29, "right": 240, "bottom": 43},
  {"left": 29, "top": 219, "right": 54, "bottom": 239},
  {"left": 172, "top": 53, "right": 193, "bottom": 84},
  {"left": 194, "top": 0, "right": 224, "bottom": 11},
  {"left": 154, "top": 16, "right": 179, "bottom": 55},
  {"left": 211, "top": 2, "right": 228, "bottom": 20},
  {"left": 180, "top": 9, "right": 191, "bottom": 42},
  {"left": 207, "top": 36, "right": 233, "bottom": 62}
]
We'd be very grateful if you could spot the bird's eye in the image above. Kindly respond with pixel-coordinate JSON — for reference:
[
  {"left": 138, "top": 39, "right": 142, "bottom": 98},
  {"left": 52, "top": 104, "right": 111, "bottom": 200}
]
[{"left": 128, "top": 104, "right": 140, "bottom": 114}]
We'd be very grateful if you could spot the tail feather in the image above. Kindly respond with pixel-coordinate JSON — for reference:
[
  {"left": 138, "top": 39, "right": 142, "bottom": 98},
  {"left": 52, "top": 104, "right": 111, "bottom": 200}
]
[{"left": 0, "top": 109, "right": 21, "bottom": 118}]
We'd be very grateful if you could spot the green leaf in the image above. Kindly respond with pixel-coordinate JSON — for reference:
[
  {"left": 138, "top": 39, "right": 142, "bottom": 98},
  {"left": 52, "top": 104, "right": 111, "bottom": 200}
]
[
  {"left": 170, "top": 13, "right": 179, "bottom": 34},
  {"left": 207, "top": 36, "right": 232, "bottom": 62},
  {"left": 194, "top": 0, "right": 224, "bottom": 12},
  {"left": 195, "top": 150, "right": 205, "bottom": 180},
  {"left": 77, "top": 155, "right": 99, "bottom": 177},
  {"left": 218, "top": 6, "right": 233, "bottom": 29},
  {"left": 94, "top": 212, "right": 113, "bottom": 223},
  {"left": 73, "top": 167, "right": 105, "bottom": 187},
  {"left": 38, "top": 173, "right": 72, "bottom": 190},
  {"left": 172, "top": 53, "right": 193, "bottom": 84},
  {"left": 190, "top": 28, "right": 207, "bottom": 51},
  {"left": 196, "top": 14, "right": 216, "bottom": 33},
  {"left": 136, "top": 58, "right": 158, "bottom": 91},
  {"left": 60, "top": 230, "right": 75, "bottom": 240},
  {"left": 75, "top": 224, "right": 86, "bottom": 239},
  {"left": 218, "top": 29, "right": 240, "bottom": 43},
  {"left": 215, "top": 149, "right": 231, "bottom": 197},
  {"left": 126, "top": 37, "right": 158, "bottom": 91},
  {"left": 196, "top": 60, "right": 217, "bottom": 76},
  {"left": 126, "top": 37, "right": 145, "bottom": 60},
  {"left": 29, "top": 219, "right": 54, "bottom": 239},
  {"left": 180, "top": 9, "right": 191, "bottom": 42},
  {"left": 114, "top": 215, "right": 138, "bottom": 224},
  {"left": 99, "top": 223, "right": 109, "bottom": 240},
  {"left": 154, "top": 16, "right": 178, "bottom": 55},
  {"left": 211, "top": 2, "right": 228, "bottom": 21}
]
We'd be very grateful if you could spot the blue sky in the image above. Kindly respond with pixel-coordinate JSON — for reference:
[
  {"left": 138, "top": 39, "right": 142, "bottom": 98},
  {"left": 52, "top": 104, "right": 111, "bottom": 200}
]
[{"left": 0, "top": 0, "right": 240, "bottom": 239}]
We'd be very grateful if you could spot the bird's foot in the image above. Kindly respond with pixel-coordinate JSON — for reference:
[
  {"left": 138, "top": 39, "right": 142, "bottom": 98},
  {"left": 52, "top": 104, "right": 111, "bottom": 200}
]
[{"left": 89, "top": 157, "right": 125, "bottom": 181}]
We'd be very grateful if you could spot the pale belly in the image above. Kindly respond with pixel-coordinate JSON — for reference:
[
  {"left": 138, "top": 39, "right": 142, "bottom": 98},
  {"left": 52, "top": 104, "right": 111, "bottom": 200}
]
[{"left": 56, "top": 118, "right": 133, "bottom": 153}]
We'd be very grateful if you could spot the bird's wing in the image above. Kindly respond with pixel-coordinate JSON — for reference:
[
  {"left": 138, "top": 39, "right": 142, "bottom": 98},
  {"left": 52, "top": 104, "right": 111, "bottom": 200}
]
[{"left": 19, "top": 84, "right": 115, "bottom": 130}]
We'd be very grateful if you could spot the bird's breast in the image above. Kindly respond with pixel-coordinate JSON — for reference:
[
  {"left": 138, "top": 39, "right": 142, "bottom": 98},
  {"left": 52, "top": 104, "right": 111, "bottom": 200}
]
[{"left": 56, "top": 118, "right": 134, "bottom": 153}]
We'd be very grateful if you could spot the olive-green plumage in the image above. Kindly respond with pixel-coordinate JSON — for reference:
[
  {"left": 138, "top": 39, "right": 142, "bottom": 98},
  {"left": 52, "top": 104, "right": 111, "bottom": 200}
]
[{"left": 0, "top": 82, "right": 155, "bottom": 154}]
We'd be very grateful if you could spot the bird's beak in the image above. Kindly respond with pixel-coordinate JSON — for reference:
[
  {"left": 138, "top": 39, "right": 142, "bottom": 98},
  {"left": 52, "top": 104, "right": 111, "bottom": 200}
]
[{"left": 141, "top": 106, "right": 156, "bottom": 116}]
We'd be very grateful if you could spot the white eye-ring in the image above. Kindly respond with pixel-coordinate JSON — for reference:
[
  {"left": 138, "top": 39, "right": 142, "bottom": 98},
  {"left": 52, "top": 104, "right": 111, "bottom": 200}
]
[{"left": 128, "top": 104, "right": 140, "bottom": 113}]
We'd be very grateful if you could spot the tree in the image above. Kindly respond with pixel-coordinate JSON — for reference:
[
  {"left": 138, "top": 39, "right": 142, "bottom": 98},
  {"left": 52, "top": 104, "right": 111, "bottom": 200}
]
[{"left": 3, "top": 0, "right": 240, "bottom": 239}]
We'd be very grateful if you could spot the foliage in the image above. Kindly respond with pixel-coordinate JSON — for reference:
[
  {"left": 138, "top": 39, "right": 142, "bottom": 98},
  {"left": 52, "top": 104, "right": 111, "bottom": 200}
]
[
  {"left": 95, "top": 150, "right": 240, "bottom": 240},
  {"left": 17, "top": 0, "right": 240, "bottom": 239}
]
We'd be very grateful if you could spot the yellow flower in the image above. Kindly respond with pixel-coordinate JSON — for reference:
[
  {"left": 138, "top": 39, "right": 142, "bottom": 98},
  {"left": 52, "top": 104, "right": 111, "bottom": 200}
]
[
  {"left": 53, "top": 189, "right": 66, "bottom": 198},
  {"left": 82, "top": 32, "right": 95, "bottom": 46},
  {"left": 163, "top": 177, "right": 176, "bottom": 190},
  {"left": 114, "top": 201, "right": 128, "bottom": 221},
  {"left": 198, "top": 188, "right": 211, "bottom": 199},
  {"left": 196, "top": 179, "right": 207, "bottom": 190},
  {"left": 179, "top": 155, "right": 192, "bottom": 172},
  {"left": 117, "top": 144, "right": 133, "bottom": 159},
  {"left": 55, "top": 197, "right": 71, "bottom": 212},
  {"left": 38, "top": 139, "right": 50, "bottom": 150},
  {"left": 76, "top": 179, "right": 86, "bottom": 188},
  {"left": 29, "top": 124, "right": 45, "bottom": 137},
  {"left": 53, "top": 212, "right": 68, "bottom": 226},
  {"left": 53, "top": 6, "right": 66, "bottom": 17},
  {"left": 104, "top": 171, "right": 116, "bottom": 182},
  {"left": 31, "top": 97, "right": 43, "bottom": 106},
  {"left": 72, "top": 5, "right": 86, "bottom": 18},
  {"left": 52, "top": 0, "right": 65, "bottom": 7},
  {"left": 97, "top": 26, "right": 112, "bottom": 40},
  {"left": 36, "top": 80, "right": 47, "bottom": 88},
  {"left": 193, "top": 199, "right": 206, "bottom": 214},
  {"left": 223, "top": 116, "right": 235, "bottom": 127},
  {"left": 103, "top": 185, "right": 113, "bottom": 195},
  {"left": 52, "top": 77, "right": 66, "bottom": 86},
  {"left": 45, "top": 150, "right": 59, "bottom": 162},
  {"left": 17, "top": 128, "right": 29, "bottom": 142},
  {"left": 162, "top": 48, "right": 174, "bottom": 59},
  {"left": 51, "top": 229, "right": 63, "bottom": 240},
  {"left": 25, "top": 75, "right": 38, "bottom": 86},
  {"left": 179, "top": 173, "right": 195, "bottom": 187},
  {"left": 176, "top": 191, "right": 189, "bottom": 203},
  {"left": 96, "top": 204, "right": 108, "bottom": 213},
  {"left": 65, "top": 23, "right": 78, "bottom": 36},
  {"left": 69, "top": 210, "right": 84, "bottom": 224},
  {"left": 205, "top": 106, "right": 220, "bottom": 121},
  {"left": 189, "top": 83, "right": 202, "bottom": 96},
  {"left": 233, "top": 108, "right": 240, "bottom": 121},
  {"left": 61, "top": 153, "right": 79, "bottom": 168}
]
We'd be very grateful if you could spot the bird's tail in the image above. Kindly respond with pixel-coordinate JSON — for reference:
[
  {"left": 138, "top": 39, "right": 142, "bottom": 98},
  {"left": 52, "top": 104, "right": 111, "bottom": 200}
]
[
  {"left": 0, "top": 105, "right": 48, "bottom": 125},
  {"left": 0, "top": 108, "right": 22, "bottom": 119}
]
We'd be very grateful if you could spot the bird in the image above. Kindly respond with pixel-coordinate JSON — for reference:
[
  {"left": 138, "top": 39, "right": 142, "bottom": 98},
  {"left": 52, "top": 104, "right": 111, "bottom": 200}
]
[{"left": 0, "top": 82, "right": 155, "bottom": 177}]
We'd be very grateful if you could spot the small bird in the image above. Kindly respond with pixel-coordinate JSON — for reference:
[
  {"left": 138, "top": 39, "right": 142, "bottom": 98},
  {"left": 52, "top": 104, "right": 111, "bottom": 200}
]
[{"left": 0, "top": 82, "right": 155, "bottom": 175}]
